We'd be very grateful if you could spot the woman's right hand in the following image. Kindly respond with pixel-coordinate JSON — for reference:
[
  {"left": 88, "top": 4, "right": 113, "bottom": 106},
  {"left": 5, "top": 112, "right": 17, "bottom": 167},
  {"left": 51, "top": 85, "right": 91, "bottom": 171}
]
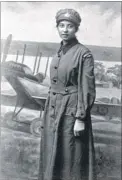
[{"left": 74, "top": 119, "right": 85, "bottom": 136}]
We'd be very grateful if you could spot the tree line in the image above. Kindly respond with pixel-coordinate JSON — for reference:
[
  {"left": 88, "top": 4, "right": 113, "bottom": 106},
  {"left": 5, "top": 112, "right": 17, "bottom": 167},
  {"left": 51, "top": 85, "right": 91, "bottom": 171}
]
[{"left": 94, "top": 62, "right": 121, "bottom": 88}]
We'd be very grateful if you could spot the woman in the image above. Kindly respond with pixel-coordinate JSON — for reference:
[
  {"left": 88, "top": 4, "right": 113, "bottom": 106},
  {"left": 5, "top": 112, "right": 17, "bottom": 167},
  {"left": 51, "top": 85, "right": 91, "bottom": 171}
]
[{"left": 39, "top": 8, "right": 96, "bottom": 180}]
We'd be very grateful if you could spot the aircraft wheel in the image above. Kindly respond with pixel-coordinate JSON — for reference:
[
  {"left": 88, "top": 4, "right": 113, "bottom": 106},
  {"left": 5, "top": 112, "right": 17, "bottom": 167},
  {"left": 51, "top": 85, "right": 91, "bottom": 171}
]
[
  {"left": 98, "top": 106, "right": 108, "bottom": 116},
  {"left": 30, "top": 118, "right": 42, "bottom": 137},
  {"left": 3, "top": 111, "right": 18, "bottom": 129}
]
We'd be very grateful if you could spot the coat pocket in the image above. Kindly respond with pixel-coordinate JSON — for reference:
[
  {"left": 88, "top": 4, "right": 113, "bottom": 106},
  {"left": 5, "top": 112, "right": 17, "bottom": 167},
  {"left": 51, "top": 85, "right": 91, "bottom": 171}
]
[
  {"left": 66, "top": 92, "right": 78, "bottom": 108},
  {"left": 64, "top": 107, "right": 77, "bottom": 117}
]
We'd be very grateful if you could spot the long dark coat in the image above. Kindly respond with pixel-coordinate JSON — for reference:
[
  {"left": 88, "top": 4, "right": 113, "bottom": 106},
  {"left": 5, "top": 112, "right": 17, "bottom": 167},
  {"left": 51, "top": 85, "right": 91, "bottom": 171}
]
[{"left": 38, "top": 39, "right": 96, "bottom": 180}]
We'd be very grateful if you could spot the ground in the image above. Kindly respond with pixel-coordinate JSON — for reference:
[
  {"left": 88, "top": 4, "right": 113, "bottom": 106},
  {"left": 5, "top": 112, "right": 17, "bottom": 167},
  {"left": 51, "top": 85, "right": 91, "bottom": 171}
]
[
  {"left": 1, "top": 117, "right": 121, "bottom": 180},
  {"left": 0, "top": 86, "right": 121, "bottom": 180}
]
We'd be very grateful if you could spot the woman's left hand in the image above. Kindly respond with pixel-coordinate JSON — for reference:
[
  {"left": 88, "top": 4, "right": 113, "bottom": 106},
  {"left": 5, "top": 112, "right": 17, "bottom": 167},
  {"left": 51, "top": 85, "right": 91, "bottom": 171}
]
[{"left": 74, "top": 119, "right": 85, "bottom": 136}]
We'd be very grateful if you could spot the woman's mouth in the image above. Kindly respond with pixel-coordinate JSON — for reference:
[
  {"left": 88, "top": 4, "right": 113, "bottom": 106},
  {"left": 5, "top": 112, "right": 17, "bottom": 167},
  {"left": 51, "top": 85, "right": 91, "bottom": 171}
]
[{"left": 62, "top": 34, "right": 68, "bottom": 36}]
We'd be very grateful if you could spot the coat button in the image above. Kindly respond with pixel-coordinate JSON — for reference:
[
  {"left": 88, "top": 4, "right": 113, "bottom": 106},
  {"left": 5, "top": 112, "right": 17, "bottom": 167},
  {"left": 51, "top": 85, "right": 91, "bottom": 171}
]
[
  {"left": 54, "top": 66, "right": 58, "bottom": 69},
  {"left": 65, "top": 88, "right": 68, "bottom": 92},
  {"left": 52, "top": 105, "right": 55, "bottom": 108},
  {"left": 53, "top": 92, "right": 56, "bottom": 95}
]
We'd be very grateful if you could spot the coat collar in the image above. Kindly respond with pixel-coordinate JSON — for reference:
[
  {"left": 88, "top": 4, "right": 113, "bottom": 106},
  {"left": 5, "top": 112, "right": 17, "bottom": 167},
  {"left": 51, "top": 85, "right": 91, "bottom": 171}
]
[{"left": 58, "top": 37, "right": 79, "bottom": 55}]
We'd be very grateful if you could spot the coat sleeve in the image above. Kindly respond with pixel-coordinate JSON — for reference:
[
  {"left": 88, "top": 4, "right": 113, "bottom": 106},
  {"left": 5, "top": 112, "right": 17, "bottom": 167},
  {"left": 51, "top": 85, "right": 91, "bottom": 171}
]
[{"left": 75, "top": 51, "right": 96, "bottom": 121}]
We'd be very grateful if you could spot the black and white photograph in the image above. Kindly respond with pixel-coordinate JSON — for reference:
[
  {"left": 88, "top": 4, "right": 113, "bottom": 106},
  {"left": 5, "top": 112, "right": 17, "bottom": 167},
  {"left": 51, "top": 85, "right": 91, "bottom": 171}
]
[{"left": 1, "top": 1, "right": 121, "bottom": 180}]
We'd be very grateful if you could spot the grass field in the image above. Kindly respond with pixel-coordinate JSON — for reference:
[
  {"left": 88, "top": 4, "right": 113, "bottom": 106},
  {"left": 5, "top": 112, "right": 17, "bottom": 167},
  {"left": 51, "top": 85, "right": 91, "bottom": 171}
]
[
  {"left": 1, "top": 111, "right": 121, "bottom": 180},
  {"left": 1, "top": 82, "right": 121, "bottom": 180},
  {"left": 1, "top": 128, "right": 41, "bottom": 180}
]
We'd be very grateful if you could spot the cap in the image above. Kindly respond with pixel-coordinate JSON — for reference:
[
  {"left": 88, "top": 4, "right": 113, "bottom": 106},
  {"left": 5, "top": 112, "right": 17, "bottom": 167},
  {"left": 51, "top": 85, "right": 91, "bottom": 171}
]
[{"left": 56, "top": 8, "right": 81, "bottom": 26}]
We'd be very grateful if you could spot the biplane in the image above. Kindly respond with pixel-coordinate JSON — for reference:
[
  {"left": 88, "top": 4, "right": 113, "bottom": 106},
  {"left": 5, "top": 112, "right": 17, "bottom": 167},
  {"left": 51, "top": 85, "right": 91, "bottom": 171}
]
[
  {"left": 1, "top": 34, "right": 121, "bottom": 180},
  {"left": 1, "top": 34, "right": 121, "bottom": 136}
]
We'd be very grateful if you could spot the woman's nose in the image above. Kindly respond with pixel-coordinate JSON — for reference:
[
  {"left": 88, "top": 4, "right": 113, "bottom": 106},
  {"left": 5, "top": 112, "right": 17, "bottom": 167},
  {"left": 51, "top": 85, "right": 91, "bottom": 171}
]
[{"left": 63, "top": 26, "right": 68, "bottom": 32}]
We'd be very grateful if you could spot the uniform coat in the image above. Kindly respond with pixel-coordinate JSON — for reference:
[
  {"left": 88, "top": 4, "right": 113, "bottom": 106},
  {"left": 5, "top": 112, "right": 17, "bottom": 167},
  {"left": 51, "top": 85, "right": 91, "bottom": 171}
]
[{"left": 39, "top": 38, "right": 96, "bottom": 180}]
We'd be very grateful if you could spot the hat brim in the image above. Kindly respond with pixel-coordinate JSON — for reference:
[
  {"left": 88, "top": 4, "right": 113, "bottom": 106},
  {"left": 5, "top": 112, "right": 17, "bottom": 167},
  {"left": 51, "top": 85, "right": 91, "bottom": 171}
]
[{"left": 56, "top": 17, "right": 80, "bottom": 27}]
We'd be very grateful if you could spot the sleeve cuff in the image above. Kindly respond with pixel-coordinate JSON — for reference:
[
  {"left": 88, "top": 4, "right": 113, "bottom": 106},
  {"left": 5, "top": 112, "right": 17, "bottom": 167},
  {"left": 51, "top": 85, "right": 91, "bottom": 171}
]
[
  {"left": 75, "top": 119, "right": 85, "bottom": 124},
  {"left": 75, "top": 109, "right": 86, "bottom": 121}
]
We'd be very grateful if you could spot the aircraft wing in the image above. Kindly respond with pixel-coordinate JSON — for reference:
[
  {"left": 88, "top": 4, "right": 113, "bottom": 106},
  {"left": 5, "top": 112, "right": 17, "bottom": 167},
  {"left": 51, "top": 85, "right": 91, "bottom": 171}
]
[{"left": 1, "top": 39, "right": 121, "bottom": 62}]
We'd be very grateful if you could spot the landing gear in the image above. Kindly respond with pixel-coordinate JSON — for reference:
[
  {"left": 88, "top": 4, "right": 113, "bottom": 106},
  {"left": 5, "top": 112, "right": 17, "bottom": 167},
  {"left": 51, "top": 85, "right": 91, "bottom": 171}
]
[
  {"left": 3, "top": 111, "right": 18, "bottom": 129},
  {"left": 30, "top": 118, "right": 42, "bottom": 137}
]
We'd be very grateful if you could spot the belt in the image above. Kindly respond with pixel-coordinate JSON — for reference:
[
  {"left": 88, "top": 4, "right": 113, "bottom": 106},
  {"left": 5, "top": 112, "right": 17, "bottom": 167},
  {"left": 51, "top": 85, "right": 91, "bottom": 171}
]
[{"left": 49, "top": 86, "right": 78, "bottom": 95}]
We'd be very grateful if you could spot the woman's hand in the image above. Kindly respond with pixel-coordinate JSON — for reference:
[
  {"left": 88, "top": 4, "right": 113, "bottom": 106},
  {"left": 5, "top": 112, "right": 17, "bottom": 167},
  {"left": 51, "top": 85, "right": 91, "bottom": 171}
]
[{"left": 74, "top": 119, "right": 85, "bottom": 137}]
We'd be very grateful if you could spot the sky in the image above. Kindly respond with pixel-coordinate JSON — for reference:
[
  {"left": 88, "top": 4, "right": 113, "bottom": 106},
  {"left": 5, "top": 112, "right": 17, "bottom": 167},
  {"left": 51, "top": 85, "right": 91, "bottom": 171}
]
[{"left": 1, "top": 1, "right": 121, "bottom": 47}]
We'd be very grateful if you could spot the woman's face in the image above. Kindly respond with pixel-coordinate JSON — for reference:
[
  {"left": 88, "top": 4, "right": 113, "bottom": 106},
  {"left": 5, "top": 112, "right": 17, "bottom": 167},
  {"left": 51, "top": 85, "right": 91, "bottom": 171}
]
[{"left": 57, "top": 20, "right": 77, "bottom": 41}]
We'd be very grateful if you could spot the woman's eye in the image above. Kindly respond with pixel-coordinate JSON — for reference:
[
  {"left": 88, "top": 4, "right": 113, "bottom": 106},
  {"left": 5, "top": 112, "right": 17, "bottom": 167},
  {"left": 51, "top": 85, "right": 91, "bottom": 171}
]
[
  {"left": 68, "top": 25, "right": 74, "bottom": 28},
  {"left": 59, "top": 24, "right": 64, "bottom": 28},
  {"left": 58, "top": 23, "right": 74, "bottom": 29}
]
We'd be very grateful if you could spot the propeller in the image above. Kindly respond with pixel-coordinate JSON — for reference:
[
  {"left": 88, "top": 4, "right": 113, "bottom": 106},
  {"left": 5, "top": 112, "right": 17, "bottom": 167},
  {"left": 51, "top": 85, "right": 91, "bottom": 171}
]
[{"left": 2, "top": 34, "right": 12, "bottom": 62}]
